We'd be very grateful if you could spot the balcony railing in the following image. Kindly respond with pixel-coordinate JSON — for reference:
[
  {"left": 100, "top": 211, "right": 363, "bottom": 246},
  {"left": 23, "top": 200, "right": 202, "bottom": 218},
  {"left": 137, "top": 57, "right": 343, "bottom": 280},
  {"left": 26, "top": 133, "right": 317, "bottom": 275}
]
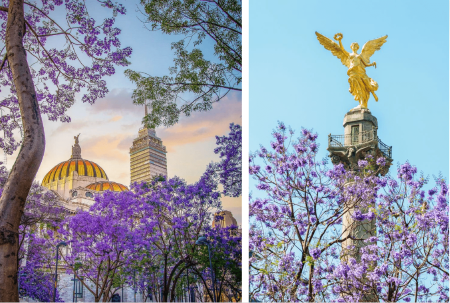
[
  {"left": 328, "top": 130, "right": 376, "bottom": 147},
  {"left": 378, "top": 138, "right": 392, "bottom": 159},
  {"left": 328, "top": 130, "right": 392, "bottom": 159}
]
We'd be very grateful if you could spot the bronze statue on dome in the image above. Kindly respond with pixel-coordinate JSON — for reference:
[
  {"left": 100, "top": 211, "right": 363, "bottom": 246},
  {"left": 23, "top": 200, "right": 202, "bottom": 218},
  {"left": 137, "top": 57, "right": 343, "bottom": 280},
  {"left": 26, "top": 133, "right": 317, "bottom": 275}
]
[{"left": 74, "top": 133, "right": 80, "bottom": 145}]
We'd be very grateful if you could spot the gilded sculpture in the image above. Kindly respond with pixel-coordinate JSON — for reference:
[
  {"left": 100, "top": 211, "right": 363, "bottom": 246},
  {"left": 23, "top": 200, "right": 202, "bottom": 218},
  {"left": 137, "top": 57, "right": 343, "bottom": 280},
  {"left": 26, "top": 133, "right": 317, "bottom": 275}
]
[{"left": 315, "top": 32, "right": 387, "bottom": 109}]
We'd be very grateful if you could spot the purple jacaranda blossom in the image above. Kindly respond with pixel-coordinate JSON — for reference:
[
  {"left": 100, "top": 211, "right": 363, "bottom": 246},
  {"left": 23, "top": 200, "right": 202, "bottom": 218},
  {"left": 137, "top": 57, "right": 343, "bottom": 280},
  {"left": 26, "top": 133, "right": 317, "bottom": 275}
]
[
  {"left": 358, "top": 159, "right": 368, "bottom": 167},
  {"left": 7, "top": 122, "right": 243, "bottom": 302},
  {"left": 351, "top": 209, "right": 366, "bottom": 221},
  {"left": 0, "top": 162, "right": 67, "bottom": 301},
  {"left": 398, "top": 162, "right": 417, "bottom": 181},
  {"left": 310, "top": 248, "right": 321, "bottom": 260},
  {"left": 250, "top": 122, "right": 449, "bottom": 303},
  {"left": 18, "top": 235, "right": 63, "bottom": 302},
  {"left": 376, "top": 157, "right": 386, "bottom": 166},
  {"left": 202, "top": 123, "right": 242, "bottom": 197},
  {"left": 249, "top": 165, "right": 260, "bottom": 175},
  {"left": 0, "top": 0, "right": 131, "bottom": 155}
]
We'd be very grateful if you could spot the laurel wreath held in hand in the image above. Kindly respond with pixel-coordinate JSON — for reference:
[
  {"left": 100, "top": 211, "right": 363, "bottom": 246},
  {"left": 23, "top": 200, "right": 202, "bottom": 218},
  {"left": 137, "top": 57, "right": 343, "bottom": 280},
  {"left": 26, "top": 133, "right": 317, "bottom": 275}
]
[{"left": 334, "top": 33, "right": 343, "bottom": 41}]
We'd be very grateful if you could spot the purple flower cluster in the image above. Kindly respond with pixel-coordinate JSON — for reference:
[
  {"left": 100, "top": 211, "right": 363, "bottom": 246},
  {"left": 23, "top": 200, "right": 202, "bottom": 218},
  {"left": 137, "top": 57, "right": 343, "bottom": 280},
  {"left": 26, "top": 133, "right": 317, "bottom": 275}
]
[
  {"left": 18, "top": 235, "right": 63, "bottom": 302},
  {"left": 203, "top": 123, "right": 242, "bottom": 197},
  {"left": 250, "top": 122, "right": 449, "bottom": 302},
  {"left": 4, "top": 124, "right": 242, "bottom": 301},
  {"left": 0, "top": 0, "right": 132, "bottom": 155}
]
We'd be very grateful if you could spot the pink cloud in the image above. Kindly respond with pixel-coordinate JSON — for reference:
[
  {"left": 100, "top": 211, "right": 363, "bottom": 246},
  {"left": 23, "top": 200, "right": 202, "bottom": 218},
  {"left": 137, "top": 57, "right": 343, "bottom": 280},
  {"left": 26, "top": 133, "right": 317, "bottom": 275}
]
[
  {"left": 88, "top": 88, "right": 143, "bottom": 115},
  {"left": 52, "top": 119, "right": 94, "bottom": 135},
  {"left": 158, "top": 92, "right": 242, "bottom": 152},
  {"left": 81, "top": 134, "right": 129, "bottom": 162}
]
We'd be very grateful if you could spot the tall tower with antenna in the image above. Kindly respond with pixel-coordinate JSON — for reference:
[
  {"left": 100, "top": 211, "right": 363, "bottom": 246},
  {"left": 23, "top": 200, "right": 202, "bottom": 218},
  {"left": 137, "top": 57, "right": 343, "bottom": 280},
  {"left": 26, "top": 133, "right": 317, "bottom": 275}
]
[{"left": 129, "top": 102, "right": 168, "bottom": 184}]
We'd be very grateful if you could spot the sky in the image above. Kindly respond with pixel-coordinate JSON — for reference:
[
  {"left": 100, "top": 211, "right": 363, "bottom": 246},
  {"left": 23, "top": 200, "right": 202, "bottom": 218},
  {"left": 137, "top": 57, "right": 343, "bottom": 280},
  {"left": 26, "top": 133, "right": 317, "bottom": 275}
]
[
  {"left": 2, "top": 1, "right": 242, "bottom": 224},
  {"left": 249, "top": 0, "right": 449, "bottom": 188}
]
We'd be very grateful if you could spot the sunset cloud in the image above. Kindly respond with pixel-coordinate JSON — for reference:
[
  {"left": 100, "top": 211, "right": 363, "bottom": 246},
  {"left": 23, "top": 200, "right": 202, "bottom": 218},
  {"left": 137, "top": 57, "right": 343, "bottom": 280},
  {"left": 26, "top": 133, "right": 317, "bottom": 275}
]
[
  {"left": 88, "top": 88, "right": 143, "bottom": 115},
  {"left": 52, "top": 119, "right": 94, "bottom": 135},
  {"left": 117, "top": 136, "right": 134, "bottom": 151},
  {"left": 82, "top": 134, "right": 130, "bottom": 163},
  {"left": 158, "top": 92, "right": 242, "bottom": 152},
  {"left": 109, "top": 115, "right": 123, "bottom": 122}
]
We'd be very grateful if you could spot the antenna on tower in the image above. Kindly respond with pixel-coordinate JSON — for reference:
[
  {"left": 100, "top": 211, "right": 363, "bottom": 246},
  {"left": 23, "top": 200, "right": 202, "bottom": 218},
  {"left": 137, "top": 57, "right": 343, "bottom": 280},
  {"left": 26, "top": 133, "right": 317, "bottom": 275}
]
[{"left": 144, "top": 98, "right": 154, "bottom": 129}]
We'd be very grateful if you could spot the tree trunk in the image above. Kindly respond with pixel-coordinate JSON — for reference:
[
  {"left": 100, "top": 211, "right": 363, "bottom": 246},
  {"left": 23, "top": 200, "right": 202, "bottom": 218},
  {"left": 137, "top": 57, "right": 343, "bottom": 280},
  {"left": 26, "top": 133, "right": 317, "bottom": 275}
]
[{"left": 0, "top": 0, "right": 45, "bottom": 301}]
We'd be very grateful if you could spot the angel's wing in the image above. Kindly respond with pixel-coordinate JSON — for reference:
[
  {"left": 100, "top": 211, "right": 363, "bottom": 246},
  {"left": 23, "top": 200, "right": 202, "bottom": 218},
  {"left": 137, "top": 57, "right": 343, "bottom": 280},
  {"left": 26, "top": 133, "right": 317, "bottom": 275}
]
[
  {"left": 315, "top": 32, "right": 349, "bottom": 67},
  {"left": 360, "top": 35, "right": 388, "bottom": 62}
]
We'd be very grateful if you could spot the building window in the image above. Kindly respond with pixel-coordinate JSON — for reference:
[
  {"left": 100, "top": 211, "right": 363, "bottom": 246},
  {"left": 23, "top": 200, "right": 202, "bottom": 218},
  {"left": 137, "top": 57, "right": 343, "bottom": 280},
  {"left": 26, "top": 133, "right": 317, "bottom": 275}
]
[
  {"left": 72, "top": 191, "right": 78, "bottom": 197},
  {"left": 85, "top": 192, "right": 93, "bottom": 198},
  {"left": 351, "top": 125, "right": 359, "bottom": 145}
]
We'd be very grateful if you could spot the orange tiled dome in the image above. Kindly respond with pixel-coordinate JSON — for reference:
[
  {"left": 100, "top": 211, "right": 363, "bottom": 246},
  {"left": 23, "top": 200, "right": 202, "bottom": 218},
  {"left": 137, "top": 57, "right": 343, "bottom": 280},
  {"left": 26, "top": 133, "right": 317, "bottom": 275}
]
[
  {"left": 42, "top": 159, "right": 108, "bottom": 184},
  {"left": 86, "top": 181, "right": 129, "bottom": 192}
]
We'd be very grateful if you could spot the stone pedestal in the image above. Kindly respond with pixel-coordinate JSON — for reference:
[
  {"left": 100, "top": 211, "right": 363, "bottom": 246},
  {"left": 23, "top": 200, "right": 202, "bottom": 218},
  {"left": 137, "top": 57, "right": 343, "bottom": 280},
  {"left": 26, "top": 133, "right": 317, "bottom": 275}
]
[
  {"left": 343, "top": 108, "right": 377, "bottom": 145},
  {"left": 328, "top": 108, "right": 392, "bottom": 174}
]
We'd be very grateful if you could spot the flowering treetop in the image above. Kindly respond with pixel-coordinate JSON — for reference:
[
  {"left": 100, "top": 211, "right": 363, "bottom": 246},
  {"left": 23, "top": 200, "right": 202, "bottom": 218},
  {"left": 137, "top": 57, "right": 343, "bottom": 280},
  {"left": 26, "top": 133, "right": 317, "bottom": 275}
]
[
  {"left": 0, "top": 0, "right": 132, "bottom": 154},
  {"left": 249, "top": 122, "right": 449, "bottom": 302}
]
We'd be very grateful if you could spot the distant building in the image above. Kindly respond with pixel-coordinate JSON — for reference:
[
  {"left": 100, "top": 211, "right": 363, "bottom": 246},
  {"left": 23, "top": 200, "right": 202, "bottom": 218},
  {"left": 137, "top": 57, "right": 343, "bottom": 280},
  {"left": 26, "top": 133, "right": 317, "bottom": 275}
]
[
  {"left": 209, "top": 211, "right": 241, "bottom": 302},
  {"left": 130, "top": 127, "right": 167, "bottom": 184},
  {"left": 39, "top": 136, "right": 130, "bottom": 302},
  {"left": 41, "top": 135, "right": 128, "bottom": 213},
  {"left": 129, "top": 103, "right": 167, "bottom": 184},
  {"left": 212, "top": 210, "right": 238, "bottom": 228}
]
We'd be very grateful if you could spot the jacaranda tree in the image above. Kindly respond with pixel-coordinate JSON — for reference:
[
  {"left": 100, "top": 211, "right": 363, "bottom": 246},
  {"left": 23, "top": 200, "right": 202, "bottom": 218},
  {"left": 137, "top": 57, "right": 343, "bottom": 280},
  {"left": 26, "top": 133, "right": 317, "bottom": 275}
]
[
  {"left": 16, "top": 184, "right": 65, "bottom": 301},
  {"left": 199, "top": 223, "right": 242, "bottom": 302},
  {"left": 56, "top": 190, "right": 143, "bottom": 302},
  {"left": 249, "top": 122, "right": 449, "bottom": 302},
  {"left": 11, "top": 122, "right": 242, "bottom": 301},
  {"left": 50, "top": 174, "right": 233, "bottom": 302},
  {"left": 0, "top": 1, "right": 131, "bottom": 299},
  {"left": 327, "top": 165, "right": 449, "bottom": 302},
  {"left": 203, "top": 122, "right": 242, "bottom": 198},
  {"left": 0, "top": 164, "right": 60, "bottom": 301},
  {"left": 122, "top": 123, "right": 242, "bottom": 302},
  {"left": 0, "top": 163, "right": 65, "bottom": 301},
  {"left": 18, "top": 233, "right": 63, "bottom": 302}
]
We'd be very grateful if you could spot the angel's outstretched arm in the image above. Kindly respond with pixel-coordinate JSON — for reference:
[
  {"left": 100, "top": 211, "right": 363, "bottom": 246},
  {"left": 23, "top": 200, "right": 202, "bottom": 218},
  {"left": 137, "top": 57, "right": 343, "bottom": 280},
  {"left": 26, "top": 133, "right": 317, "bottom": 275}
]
[
  {"left": 336, "top": 39, "right": 350, "bottom": 59},
  {"left": 337, "top": 39, "right": 346, "bottom": 53},
  {"left": 361, "top": 58, "right": 376, "bottom": 68}
]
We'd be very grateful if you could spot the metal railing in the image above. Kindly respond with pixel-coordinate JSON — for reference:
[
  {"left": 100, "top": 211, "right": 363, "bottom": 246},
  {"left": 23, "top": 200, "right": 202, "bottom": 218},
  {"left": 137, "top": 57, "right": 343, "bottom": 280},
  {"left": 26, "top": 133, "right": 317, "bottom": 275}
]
[
  {"left": 72, "top": 277, "right": 84, "bottom": 302},
  {"left": 328, "top": 130, "right": 376, "bottom": 147},
  {"left": 328, "top": 130, "right": 392, "bottom": 159},
  {"left": 378, "top": 138, "right": 392, "bottom": 159}
]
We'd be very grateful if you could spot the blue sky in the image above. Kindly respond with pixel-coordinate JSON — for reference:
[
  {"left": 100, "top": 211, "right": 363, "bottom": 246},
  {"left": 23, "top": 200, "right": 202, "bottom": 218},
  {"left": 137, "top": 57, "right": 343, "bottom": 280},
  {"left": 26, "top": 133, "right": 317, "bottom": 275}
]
[{"left": 249, "top": 0, "right": 448, "bottom": 183}]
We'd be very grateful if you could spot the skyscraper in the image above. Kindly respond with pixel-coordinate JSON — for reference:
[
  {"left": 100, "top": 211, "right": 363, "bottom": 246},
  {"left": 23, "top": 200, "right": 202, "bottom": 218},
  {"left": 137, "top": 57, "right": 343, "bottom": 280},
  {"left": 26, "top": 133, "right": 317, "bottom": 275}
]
[{"left": 129, "top": 105, "right": 168, "bottom": 184}]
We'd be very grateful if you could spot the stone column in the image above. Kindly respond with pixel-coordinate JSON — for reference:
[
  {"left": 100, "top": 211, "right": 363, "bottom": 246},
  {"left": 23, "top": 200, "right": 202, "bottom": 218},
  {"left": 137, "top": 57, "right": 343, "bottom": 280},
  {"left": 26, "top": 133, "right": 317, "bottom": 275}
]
[
  {"left": 341, "top": 108, "right": 378, "bottom": 259},
  {"left": 327, "top": 107, "right": 392, "bottom": 302}
]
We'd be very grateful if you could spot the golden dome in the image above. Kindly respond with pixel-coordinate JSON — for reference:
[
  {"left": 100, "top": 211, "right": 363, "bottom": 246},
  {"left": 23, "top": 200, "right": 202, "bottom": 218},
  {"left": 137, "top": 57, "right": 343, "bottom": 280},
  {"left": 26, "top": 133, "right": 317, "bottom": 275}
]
[
  {"left": 86, "top": 181, "right": 129, "bottom": 192},
  {"left": 42, "top": 159, "right": 108, "bottom": 185}
]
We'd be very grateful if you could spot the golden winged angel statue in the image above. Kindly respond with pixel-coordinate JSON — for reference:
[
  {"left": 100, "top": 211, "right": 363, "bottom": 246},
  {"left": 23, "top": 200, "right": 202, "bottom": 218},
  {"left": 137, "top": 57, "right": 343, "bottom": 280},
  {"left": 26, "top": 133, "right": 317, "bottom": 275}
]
[{"left": 315, "top": 32, "right": 387, "bottom": 109}]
